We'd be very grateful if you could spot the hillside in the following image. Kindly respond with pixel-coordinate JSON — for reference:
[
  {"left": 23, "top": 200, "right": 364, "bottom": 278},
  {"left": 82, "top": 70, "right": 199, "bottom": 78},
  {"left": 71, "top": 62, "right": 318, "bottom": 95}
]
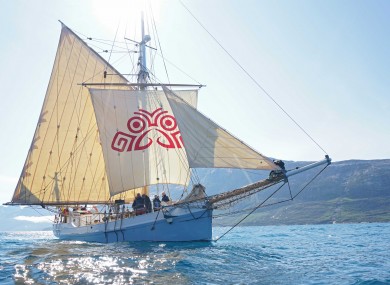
[{"left": 213, "top": 159, "right": 390, "bottom": 226}]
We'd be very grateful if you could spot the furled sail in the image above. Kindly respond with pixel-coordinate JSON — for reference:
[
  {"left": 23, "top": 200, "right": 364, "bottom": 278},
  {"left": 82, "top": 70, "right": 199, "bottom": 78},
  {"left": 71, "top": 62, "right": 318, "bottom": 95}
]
[
  {"left": 163, "top": 87, "right": 278, "bottom": 170},
  {"left": 89, "top": 89, "right": 198, "bottom": 197},
  {"left": 10, "top": 24, "right": 140, "bottom": 205}
]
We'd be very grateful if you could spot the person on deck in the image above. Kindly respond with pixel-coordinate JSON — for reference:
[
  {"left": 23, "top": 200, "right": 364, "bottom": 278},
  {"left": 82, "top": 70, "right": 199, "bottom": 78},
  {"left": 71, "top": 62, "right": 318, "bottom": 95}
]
[
  {"left": 153, "top": 195, "right": 161, "bottom": 211},
  {"left": 62, "top": 208, "right": 69, "bottom": 223},
  {"left": 132, "top": 193, "right": 144, "bottom": 210},
  {"left": 142, "top": 194, "right": 152, "bottom": 213},
  {"left": 269, "top": 159, "right": 286, "bottom": 180},
  {"left": 161, "top": 192, "right": 170, "bottom": 203},
  {"left": 273, "top": 159, "right": 286, "bottom": 171}
]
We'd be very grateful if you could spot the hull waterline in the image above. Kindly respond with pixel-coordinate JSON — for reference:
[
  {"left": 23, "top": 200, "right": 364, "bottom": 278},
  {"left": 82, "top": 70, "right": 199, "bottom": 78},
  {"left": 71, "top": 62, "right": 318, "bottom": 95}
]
[{"left": 53, "top": 206, "right": 213, "bottom": 243}]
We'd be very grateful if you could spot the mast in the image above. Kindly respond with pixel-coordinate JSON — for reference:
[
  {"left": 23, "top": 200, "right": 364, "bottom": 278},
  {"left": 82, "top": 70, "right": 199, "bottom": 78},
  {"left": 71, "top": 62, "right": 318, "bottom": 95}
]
[{"left": 138, "top": 12, "right": 151, "bottom": 89}]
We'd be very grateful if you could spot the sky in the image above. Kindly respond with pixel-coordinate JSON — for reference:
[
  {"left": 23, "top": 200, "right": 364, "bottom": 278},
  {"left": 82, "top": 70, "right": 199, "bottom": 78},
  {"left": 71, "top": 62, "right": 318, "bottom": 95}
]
[{"left": 0, "top": 0, "right": 389, "bottom": 204}]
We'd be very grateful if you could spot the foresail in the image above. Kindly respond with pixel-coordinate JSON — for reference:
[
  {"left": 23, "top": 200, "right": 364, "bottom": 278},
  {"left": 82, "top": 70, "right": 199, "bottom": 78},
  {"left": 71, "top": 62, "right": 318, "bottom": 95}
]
[
  {"left": 163, "top": 87, "right": 278, "bottom": 170},
  {"left": 89, "top": 89, "right": 198, "bottom": 197},
  {"left": 10, "top": 24, "right": 130, "bottom": 205}
]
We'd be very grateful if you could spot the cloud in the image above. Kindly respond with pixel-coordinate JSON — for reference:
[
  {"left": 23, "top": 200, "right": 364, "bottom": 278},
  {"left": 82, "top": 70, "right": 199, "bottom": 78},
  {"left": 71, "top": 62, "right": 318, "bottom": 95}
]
[{"left": 14, "top": 215, "right": 54, "bottom": 223}]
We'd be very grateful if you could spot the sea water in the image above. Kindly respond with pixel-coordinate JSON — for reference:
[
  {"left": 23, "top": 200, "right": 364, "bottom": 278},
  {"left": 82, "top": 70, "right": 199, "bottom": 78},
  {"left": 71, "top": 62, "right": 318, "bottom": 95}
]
[{"left": 0, "top": 223, "right": 389, "bottom": 285}]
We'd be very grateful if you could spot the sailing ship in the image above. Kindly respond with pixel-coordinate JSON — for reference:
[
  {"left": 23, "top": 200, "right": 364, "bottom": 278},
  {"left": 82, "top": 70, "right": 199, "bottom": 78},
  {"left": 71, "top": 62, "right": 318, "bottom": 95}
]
[{"left": 6, "top": 15, "right": 331, "bottom": 242}]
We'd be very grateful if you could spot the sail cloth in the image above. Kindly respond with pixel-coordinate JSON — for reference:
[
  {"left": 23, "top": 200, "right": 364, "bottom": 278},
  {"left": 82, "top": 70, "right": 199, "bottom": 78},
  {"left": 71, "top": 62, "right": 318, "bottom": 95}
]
[
  {"left": 89, "top": 87, "right": 277, "bottom": 198},
  {"left": 163, "top": 87, "right": 278, "bottom": 170},
  {"left": 10, "top": 24, "right": 138, "bottom": 205},
  {"left": 89, "top": 89, "right": 198, "bottom": 197},
  {"left": 10, "top": 23, "right": 277, "bottom": 206}
]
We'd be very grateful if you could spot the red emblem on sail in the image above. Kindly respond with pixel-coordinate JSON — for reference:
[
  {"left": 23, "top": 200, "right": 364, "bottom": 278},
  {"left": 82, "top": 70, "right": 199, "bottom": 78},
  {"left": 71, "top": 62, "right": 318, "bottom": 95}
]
[{"left": 111, "top": 108, "right": 183, "bottom": 152}]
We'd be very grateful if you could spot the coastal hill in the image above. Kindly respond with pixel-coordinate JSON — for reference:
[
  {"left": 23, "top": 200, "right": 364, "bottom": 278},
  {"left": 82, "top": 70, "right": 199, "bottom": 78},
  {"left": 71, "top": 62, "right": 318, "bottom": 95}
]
[
  {"left": 212, "top": 159, "right": 390, "bottom": 226},
  {"left": 1, "top": 159, "right": 389, "bottom": 231}
]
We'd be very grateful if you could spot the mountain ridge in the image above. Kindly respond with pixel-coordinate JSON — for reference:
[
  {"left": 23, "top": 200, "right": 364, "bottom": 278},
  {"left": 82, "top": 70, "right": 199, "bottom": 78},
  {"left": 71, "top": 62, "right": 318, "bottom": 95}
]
[{"left": 213, "top": 159, "right": 390, "bottom": 226}]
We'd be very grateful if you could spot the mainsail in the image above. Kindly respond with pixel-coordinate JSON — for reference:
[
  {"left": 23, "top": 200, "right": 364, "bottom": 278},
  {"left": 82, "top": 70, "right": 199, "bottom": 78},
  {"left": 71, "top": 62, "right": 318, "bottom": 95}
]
[{"left": 10, "top": 24, "right": 134, "bottom": 205}]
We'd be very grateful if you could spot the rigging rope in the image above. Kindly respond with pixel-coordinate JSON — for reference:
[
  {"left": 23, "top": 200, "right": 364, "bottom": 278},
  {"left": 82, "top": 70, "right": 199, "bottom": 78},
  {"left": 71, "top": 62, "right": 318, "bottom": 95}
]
[
  {"left": 214, "top": 163, "right": 330, "bottom": 241},
  {"left": 106, "top": 22, "right": 121, "bottom": 66},
  {"left": 149, "top": 2, "right": 171, "bottom": 85},
  {"left": 178, "top": 0, "right": 328, "bottom": 155},
  {"left": 214, "top": 182, "right": 286, "bottom": 241}
]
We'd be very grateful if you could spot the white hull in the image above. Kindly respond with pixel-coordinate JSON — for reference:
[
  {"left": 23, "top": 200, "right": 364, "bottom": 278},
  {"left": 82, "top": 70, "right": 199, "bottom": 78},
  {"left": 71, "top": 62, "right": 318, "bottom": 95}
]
[{"left": 53, "top": 204, "right": 213, "bottom": 243}]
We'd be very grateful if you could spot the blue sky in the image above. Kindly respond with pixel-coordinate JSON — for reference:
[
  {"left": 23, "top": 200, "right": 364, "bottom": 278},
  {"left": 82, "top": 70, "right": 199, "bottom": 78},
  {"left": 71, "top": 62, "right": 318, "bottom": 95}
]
[{"left": 0, "top": 0, "right": 389, "bottom": 204}]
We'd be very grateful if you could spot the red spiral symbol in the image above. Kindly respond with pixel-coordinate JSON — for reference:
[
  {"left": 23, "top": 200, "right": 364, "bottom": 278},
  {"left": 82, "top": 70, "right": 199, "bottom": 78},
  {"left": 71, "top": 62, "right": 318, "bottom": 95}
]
[
  {"left": 111, "top": 108, "right": 183, "bottom": 152},
  {"left": 111, "top": 132, "right": 135, "bottom": 152},
  {"left": 127, "top": 117, "right": 147, "bottom": 133},
  {"left": 159, "top": 115, "right": 177, "bottom": 131}
]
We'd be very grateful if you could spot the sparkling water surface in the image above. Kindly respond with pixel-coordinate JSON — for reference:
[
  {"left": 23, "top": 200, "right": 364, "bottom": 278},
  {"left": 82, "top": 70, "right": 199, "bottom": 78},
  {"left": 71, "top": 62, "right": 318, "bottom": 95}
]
[{"left": 0, "top": 223, "right": 389, "bottom": 284}]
